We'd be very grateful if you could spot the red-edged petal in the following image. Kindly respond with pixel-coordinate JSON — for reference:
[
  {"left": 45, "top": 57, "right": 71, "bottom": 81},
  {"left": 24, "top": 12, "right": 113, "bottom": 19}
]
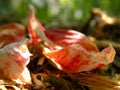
[
  {"left": 0, "top": 23, "right": 25, "bottom": 48},
  {"left": 46, "top": 29, "right": 99, "bottom": 52},
  {"left": 28, "top": 9, "right": 61, "bottom": 50},
  {"left": 43, "top": 44, "right": 115, "bottom": 73},
  {"left": 28, "top": 9, "right": 46, "bottom": 45}
]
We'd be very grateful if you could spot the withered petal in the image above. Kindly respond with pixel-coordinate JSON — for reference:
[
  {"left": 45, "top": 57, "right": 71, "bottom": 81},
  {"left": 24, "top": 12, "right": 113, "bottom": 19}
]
[
  {"left": 0, "top": 38, "right": 32, "bottom": 83},
  {"left": 46, "top": 29, "right": 99, "bottom": 52},
  {"left": 0, "top": 23, "right": 25, "bottom": 48},
  {"left": 43, "top": 44, "right": 115, "bottom": 73}
]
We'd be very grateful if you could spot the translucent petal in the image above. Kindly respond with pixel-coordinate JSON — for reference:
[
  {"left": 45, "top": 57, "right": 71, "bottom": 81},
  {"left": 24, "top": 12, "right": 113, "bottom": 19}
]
[{"left": 43, "top": 44, "right": 115, "bottom": 73}]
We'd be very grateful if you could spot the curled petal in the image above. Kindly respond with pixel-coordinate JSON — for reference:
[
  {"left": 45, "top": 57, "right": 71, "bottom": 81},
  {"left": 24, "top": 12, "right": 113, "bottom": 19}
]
[
  {"left": 27, "top": 9, "right": 116, "bottom": 73},
  {"left": 28, "top": 9, "right": 47, "bottom": 45},
  {"left": 46, "top": 29, "right": 99, "bottom": 52},
  {"left": 28, "top": 9, "right": 99, "bottom": 52},
  {"left": 43, "top": 44, "right": 90, "bottom": 73},
  {"left": 43, "top": 44, "right": 115, "bottom": 73},
  {"left": 0, "top": 38, "right": 32, "bottom": 83},
  {"left": 18, "top": 67, "right": 32, "bottom": 84},
  {"left": 0, "top": 23, "right": 25, "bottom": 48},
  {"left": 91, "top": 45, "right": 116, "bottom": 66},
  {"left": 28, "top": 9, "right": 61, "bottom": 50}
]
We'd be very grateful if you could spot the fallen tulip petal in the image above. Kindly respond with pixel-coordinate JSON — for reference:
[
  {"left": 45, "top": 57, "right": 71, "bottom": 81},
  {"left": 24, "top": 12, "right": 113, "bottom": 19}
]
[
  {"left": 27, "top": 9, "right": 116, "bottom": 73},
  {"left": 46, "top": 29, "right": 99, "bottom": 52},
  {"left": 43, "top": 44, "right": 115, "bottom": 73},
  {"left": 17, "top": 67, "right": 32, "bottom": 84},
  {"left": 28, "top": 9, "right": 99, "bottom": 52},
  {"left": 91, "top": 45, "right": 116, "bottom": 68},
  {"left": 28, "top": 9, "right": 62, "bottom": 50},
  {"left": 0, "top": 38, "right": 32, "bottom": 83},
  {"left": 28, "top": 9, "right": 48, "bottom": 45},
  {"left": 0, "top": 23, "right": 25, "bottom": 48}
]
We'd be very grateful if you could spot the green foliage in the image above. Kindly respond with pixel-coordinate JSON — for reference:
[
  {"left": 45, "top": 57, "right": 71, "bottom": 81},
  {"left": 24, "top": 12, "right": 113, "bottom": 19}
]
[{"left": 0, "top": 0, "right": 120, "bottom": 26}]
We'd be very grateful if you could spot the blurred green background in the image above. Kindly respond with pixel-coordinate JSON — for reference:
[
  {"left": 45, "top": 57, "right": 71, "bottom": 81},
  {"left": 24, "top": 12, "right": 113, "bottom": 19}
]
[{"left": 0, "top": 0, "right": 120, "bottom": 28}]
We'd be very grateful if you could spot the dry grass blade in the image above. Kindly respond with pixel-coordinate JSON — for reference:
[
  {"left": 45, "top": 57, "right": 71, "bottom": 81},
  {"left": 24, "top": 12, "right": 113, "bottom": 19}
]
[
  {"left": 0, "top": 80, "right": 17, "bottom": 85},
  {"left": 68, "top": 72, "right": 120, "bottom": 90}
]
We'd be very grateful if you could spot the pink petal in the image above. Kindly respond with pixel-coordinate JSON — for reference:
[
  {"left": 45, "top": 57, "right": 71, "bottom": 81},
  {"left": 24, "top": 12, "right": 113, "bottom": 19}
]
[
  {"left": 91, "top": 45, "right": 116, "bottom": 68},
  {"left": 28, "top": 9, "right": 61, "bottom": 50},
  {"left": 46, "top": 29, "right": 99, "bottom": 52},
  {"left": 0, "top": 38, "right": 32, "bottom": 83},
  {"left": 28, "top": 9, "right": 46, "bottom": 45},
  {"left": 0, "top": 23, "right": 25, "bottom": 48},
  {"left": 43, "top": 44, "right": 115, "bottom": 73},
  {"left": 27, "top": 9, "right": 116, "bottom": 73}
]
